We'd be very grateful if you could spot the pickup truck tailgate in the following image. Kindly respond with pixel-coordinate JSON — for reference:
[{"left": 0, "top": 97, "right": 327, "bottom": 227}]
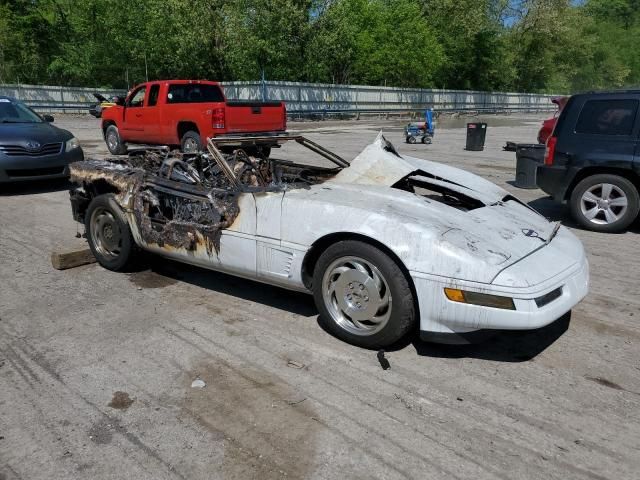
[{"left": 225, "top": 101, "right": 286, "bottom": 133}]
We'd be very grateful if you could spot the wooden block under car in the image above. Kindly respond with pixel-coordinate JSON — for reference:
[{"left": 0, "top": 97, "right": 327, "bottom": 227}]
[{"left": 51, "top": 248, "right": 96, "bottom": 270}]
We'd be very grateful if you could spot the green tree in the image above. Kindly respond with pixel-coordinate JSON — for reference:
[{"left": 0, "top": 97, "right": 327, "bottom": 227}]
[
  {"left": 221, "top": 0, "right": 312, "bottom": 81},
  {"left": 306, "top": 0, "right": 444, "bottom": 87}
]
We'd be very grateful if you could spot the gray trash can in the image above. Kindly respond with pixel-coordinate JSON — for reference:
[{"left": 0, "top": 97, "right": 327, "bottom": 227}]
[{"left": 514, "top": 144, "right": 545, "bottom": 189}]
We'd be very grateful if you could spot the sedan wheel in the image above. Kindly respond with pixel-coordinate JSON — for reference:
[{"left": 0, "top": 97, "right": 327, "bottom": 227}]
[
  {"left": 322, "top": 256, "right": 392, "bottom": 336},
  {"left": 570, "top": 174, "right": 640, "bottom": 232},
  {"left": 312, "top": 240, "right": 415, "bottom": 348}
]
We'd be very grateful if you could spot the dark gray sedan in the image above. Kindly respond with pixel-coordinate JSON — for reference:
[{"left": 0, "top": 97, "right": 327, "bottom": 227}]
[{"left": 0, "top": 96, "right": 83, "bottom": 183}]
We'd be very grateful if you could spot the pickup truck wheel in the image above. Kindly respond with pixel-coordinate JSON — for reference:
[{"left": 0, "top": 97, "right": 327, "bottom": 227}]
[
  {"left": 181, "top": 131, "right": 202, "bottom": 153},
  {"left": 105, "top": 125, "right": 127, "bottom": 155},
  {"left": 313, "top": 240, "right": 416, "bottom": 349},
  {"left": 85, "top": 194, "right": 137, "bottom": 271},
  {"left": 569, "top": 174, "right": 640, "bottom": 232}
]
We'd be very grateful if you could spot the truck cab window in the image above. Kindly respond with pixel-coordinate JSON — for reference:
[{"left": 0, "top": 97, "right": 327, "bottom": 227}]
[
  {"left": 167, "top": 84, "right": 224, "bottom": 104},
  {"left": 128, "top": 87, "right": 146, "bottom": 108}
]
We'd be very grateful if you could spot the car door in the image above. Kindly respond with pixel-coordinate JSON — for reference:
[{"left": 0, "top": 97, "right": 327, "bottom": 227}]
[
  {"left": 254, "top": 191, "right": 297, "bottom": 286},
  {"left": 121, "top": 85, "right": 147, "bottom": 142},
  {"left": 128, "top": 152, "right": 259, "bottom": 279}
]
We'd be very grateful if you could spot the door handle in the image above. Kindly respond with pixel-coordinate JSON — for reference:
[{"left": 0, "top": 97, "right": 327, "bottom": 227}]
[{"left": 135, "top": 113, "right": 142, "bottom": 117}]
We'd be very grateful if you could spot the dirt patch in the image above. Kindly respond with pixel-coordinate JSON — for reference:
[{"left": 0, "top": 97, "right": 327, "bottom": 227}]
[
  {"left": 182, "top": 358, "right": 319, "bottom": 479},
  {"left": 108, "top": 391, "right": 134, "bottom": 410},
  {"left": 128, "top": 270, "right": 178, "bottom": 289}
]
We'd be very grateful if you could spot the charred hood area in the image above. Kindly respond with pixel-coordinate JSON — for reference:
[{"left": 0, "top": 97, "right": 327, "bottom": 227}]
[{"left": 70, "top": 145, "right": 339, "bottom": 254}]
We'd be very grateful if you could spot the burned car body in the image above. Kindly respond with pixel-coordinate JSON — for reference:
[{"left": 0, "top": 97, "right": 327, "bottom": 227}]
[{"left": 69, "top": 134, "right": 589, "bottom": 347}]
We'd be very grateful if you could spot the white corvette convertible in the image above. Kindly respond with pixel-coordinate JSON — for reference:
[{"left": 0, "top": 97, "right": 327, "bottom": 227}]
[{"left": 69, "top": 134, "right": 589, "bottom": 347}]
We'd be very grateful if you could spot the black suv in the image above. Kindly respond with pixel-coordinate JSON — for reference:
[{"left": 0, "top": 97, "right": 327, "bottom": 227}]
[{"left": 537, "top": 91, "right": 640, "bottom": 232}]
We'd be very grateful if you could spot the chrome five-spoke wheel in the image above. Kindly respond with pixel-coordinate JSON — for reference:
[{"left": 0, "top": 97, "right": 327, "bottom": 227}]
[
  {"left": 570, "top": 174, "right": 640, "bottom": 232},
  {"left": 322, "top": 256, "right": 392, "bottom": 336},
  {"left": 580, "top": 183, "right": 628, "bottom": 225}
]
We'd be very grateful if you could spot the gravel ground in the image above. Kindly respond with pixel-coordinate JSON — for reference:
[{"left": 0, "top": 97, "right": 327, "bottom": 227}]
[{"left": 0, "top": 114, "right": 638, "bottom": 480}]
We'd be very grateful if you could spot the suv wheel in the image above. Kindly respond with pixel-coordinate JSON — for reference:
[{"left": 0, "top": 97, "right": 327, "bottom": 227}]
[
  {"left": 105, "top": 125, "right": 127, "bottom": 155},
  {"left": 569, "top": 174, "right": 640, "bottom": 232}
]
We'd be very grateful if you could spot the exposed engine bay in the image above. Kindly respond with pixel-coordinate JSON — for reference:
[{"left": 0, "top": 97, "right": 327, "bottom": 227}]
[{"left": 70, "top": 136, "right": 343, "bottom": 254}]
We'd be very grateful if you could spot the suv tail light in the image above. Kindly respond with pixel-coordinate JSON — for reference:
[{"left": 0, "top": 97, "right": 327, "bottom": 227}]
[
  {"left": 544, "top": 136, "right": 557, "bottom": 166},
  {"left": 212, "top": 107, "right": 225, "bottom": 129}
]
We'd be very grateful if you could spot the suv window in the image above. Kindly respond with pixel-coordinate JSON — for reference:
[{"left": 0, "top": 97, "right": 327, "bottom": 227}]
[
  {"left": 167, "top": 84, "right": 224, "bottom": 104},
  {"left": 575, "top": 99, "right": 638, "bottom": 136},
  {"left": 128, "top": 87, "right": 146, "bottom": 108},
  {"left": 148, "top": 84, "right": 160, "bottom": 106}
]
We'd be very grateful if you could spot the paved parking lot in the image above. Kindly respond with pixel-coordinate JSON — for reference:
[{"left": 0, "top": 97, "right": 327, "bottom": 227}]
[{"left": 1, "top": 114, "right": 639, "bottom": 480}]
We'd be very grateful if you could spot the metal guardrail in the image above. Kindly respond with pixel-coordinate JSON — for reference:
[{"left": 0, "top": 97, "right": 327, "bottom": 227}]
[{"left": 1, "top": 81, "right": 558, "bottom": 115}]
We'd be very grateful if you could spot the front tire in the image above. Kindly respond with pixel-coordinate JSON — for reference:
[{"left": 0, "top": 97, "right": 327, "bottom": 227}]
[
  {"left": 85, "top": 194, "right": 137, "bottom": 271},
  {"left": 312, "top": 240, "right": 416, "bottom": 348},
  {"left": 569, "top": 174, "right": 639, "bottom": 232},
  {"left": 105, "top": 125, "right": 127, "bottom": 155}
]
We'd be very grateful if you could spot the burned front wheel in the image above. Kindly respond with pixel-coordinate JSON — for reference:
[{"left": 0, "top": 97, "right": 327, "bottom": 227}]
[
  {"left": 85, "top": 194, "right": 137, "bottom": 271},
  {"left": 312, "top": 240, "right": 416, "bottom": 348}
]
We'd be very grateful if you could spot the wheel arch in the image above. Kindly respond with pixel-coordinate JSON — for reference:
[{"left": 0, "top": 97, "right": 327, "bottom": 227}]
[
  {"left": 102, "top": 120, "right": 116, "bottom": 138},
  {"left": 301, "top": 231, "right": 420, "bottom": 319},
  {"left": 177, "top": 121, "right": 200, "bottom": 142},
  {"left": 565, "top": 166, "right": 640, "bottom": 200}
]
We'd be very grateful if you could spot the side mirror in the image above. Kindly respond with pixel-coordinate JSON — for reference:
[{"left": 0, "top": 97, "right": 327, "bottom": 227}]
[
  {"left": 43, "top": 114, "right": 54, "bottom": 122},
  {"left": 114, "top": 96, "right": 125, "bottom": 106}
]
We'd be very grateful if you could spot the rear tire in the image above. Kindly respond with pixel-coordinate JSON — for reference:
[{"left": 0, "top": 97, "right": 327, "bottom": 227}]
[
  {"left": 312, "top": 240, "right": 416, "bottom": 348},
  {"left": 407, "top": 136, "right": 416, "bottom": 144},
  {"left": 181, "top": 131, "right": 202, "bottom": 153},
  {"left": 569, "top": 174, "right": 639, "bottom": 232},
  {"left": 105, "top": 125, "right": 127, "bottom": 155},
  {"left": 85, "top": 194, "right": 137, "bottom": 271}
]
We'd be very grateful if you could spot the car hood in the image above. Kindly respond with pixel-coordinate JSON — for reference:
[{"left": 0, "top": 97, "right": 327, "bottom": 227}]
[
  {"left": 290, "top": 134, "right": 565, "bottom": 283},
  {"left": 0, "top": 122, "right": 73, "bottom": 145},
  {"left": 333, "top": 132, "right": 508, "bottom": 203}
]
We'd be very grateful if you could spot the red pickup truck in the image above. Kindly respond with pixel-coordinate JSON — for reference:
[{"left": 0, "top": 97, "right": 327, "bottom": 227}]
[{"left": 101, "top": 80, "right": 286, "bottom": 154}]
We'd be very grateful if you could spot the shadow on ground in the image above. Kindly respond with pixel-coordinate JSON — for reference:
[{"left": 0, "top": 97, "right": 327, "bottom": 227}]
[
  {"left": 0, "top": 178, "right": 71, "bottom": 196},
  {"left": 145, "top": 253, "right": 570, "bottom": 363},
  {"left": 148, "top": 257, "right": 317, "bottom": 317},
  {"left": 409, "top": 313, "right": 571, "bottom": 362},
  {"left": 529, "top": 196, "right": 640, "bottom": 233}
]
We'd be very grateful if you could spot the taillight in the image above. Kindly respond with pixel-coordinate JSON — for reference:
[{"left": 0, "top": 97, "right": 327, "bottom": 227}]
[
  {"left": 544, "top": 136, "right": 557, "bottom": 166},
  {"left": 212, "top": 107, "right": 225, "bottom": 129}
]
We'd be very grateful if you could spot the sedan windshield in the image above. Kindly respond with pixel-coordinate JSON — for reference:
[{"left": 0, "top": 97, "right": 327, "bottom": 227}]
[{"left": 0, "top": 100, "right": 43, "bottom": 123}]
